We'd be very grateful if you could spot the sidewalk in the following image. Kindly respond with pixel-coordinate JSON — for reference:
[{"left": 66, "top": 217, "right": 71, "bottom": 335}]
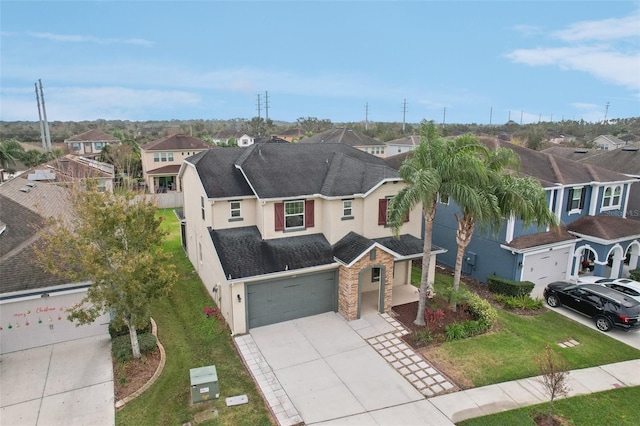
[{"left": 429, "top": 358, "right": 640, "bottom": 424}]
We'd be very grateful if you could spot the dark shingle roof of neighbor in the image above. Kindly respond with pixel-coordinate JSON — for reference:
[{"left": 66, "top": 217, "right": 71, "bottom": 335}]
[
  {"left": 567, "top": 215, "right": 640, "bottom": 241},
  {"left": 479, "top": 138, "right": 632, "bottom": 187},
  {"left": 141, "top": 134, "right": 213, "bottom": 151},
  {"left": 191, "top": 143, "right": 399, "bottom": 199},
  {"left": 210, "top": 226, "right": 334, "bottom": 279},
  {"left": 506, "top": 229, "right": 576, "bottom": 250},
  {"left": 65, "top": 129, "right": 120, "bottom": 143},
  {"left": 0, "top": 195, "right": 68, "bottom": 293},
  {"left": 543, "top": 145, "right": 640, "bottom": 175},
  {"left": 386, "top": 135, "right": 420, "bottom": 146},
  {"left": 299, "top": 128, "right": 385, "bottom": 146},
  {"left": 385, "top": 152, "right": 411, "bottom": 171},
  {"left": 332, "top": 231, "right": 440, "bottom": 264}
]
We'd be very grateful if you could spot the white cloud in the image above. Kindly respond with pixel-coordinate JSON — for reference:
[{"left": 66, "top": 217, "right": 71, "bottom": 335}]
[
  {"left": 553, "top": 14, "right": 640, "bottom": 42},
  {"left": 26, "top": 31, "right": 153, "bottom": 46},
  {"left": 511, "top": 24, "right": 544, "bottom": 37},
  {"left": 506, "top": 45, "right": 640, "bottom": 90}
]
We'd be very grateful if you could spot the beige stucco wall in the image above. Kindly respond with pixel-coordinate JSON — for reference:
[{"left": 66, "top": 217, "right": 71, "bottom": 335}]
[
  {"left": 210, "top": 198, "right": 257, "bottom": 230},
  {"left": 362, "top": 183, "right": 422, "bottom": 239},
  {"left": 141, "top": 149, "right": 208, "bottom": 191}
]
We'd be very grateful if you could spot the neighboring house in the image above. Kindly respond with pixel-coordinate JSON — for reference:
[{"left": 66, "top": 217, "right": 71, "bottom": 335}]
[
  {"left": 592, "top": 134, "right": 626, "bottom": 151},
  {"left": 212, "top": 131, "right": 255, "bottom": 147},
  {"left": 299, "top": 128, "right": 388, "bottom": 157},
  {"left": 253, "top": 136, "right": 290, "bottom": 144},
  {"left": 0, "top": 174, "right": 109, "bottom": 354},
  {"left": 178, "top": 143, "right": 444, "bottom": 335},
  {"left": 140, "top": 134, "right": 213, "bottom": 194},
  {"left": 64, "top": 129, "right": 121, "bottom": 158},
  {"left": 41, "top": 154, "right": 115, "bottom": 192},
  {"left": 386, "top": 135, "right": 420, "bottom": 155},
  {"left": 548, "top": 134, "right": 577, "bottom": 145},
  {"left": 543, "top": 145, "right": 640, "bottom": 222},
  {"left": 416, "top": 138, "right": 640, "bottom": 293},
  {"left": 274, "top": 128, "right": 304, "bottom": 143}
]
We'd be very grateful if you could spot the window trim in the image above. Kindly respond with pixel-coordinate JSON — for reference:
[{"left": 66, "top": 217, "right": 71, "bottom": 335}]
[
  {"left": 284, "top": 200, "right": 305, "bottom": 230},
  {"left": 342, "top": 199, "right": 354, "bottom": 220},
  {"left": 566, "top": 186, "right": 585, "bottom": 214},
  {"left": 372, "top": 267, "right": 381, "bottom": 282},
  {"left": 229, "top": 200, "right": 243, "bottom": 222},
  {"left": 601, "top": 185, "right": 622, "bottom": 211}
]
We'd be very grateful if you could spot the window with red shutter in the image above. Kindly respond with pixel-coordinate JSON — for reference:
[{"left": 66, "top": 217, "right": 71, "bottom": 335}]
[
  {"left": 305, "top": 200, "right": 314, "bottom": 227},
  {"left": 378, "top": 198, "right": 387, "bottom": 225},
  {"left": 274, "top": 202, "right": 284, "bottom": 231}
]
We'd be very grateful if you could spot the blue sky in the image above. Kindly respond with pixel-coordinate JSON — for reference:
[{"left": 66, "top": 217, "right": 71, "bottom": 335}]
[{"left": 1, "top": 1, "right": 639, "bottom": 125}]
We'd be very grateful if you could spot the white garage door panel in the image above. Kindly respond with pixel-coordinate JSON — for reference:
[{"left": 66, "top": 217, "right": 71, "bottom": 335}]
[
  {"left": 522, "top": 249, "right": 570, "bottom": 285},
  {"left": 0, "top": 292, "right": 109, "bottom": 354}
]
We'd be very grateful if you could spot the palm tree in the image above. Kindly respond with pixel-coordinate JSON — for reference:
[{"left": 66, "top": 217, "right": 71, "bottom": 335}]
[
  {"left": 0, "top": 139, "right": 24, "bottom": 171},
  {"left": 449, "top": 145, "right": 558, "bottom": 310},
  {"left": 389, "top": 121, "right": 488, "bottom": 325}
]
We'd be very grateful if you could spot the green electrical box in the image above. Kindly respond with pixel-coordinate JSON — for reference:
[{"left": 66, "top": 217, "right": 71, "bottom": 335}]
[{"left": 190, "top": 365, "right": 219, "bottom": 403}]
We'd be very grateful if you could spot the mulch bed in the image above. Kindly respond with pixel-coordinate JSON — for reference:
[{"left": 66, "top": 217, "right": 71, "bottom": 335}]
[{"left": 113, "top": 349, "right": 161, "bottom": 401}]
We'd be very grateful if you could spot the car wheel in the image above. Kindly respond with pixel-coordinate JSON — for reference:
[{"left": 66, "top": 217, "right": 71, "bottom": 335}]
[
  {"left": 546, "top": 294, "right": 561, "bottom": 307},
  {"left": 595, "top": 316, "right": 613, "bottom": 332}
]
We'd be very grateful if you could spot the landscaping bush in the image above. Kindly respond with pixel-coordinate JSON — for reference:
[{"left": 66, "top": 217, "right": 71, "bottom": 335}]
[
  {"left": 630, "top": 268, "right": 640, "bottom": 281},
  {"left": 445, "top": 323, "right": 468, "bottom": 341},
  {"left": 494, "top": 294, "right": 544, "bottom": 310},
  {"left": 462, "top": 320, "right": 486, "bottom": 335},
  {"left": 112, "top": 333, "right": 157, "bottom": 363},
  {"left": 487, "top": 275, "right": 535, "bottom": 296},
  {"left": 109, "top": 319, "right": 152, "bottom": 338},
  {"left": 413, "top": 328, "right": 433, "bottom": 345},
  {"left": 464, "top": 292, "right": 498, "bottom": 327}
]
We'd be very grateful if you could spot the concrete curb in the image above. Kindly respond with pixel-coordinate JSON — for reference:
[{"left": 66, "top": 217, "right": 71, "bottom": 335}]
[{"left": 115, "top": 317, "right": 166, "bottom": 410}]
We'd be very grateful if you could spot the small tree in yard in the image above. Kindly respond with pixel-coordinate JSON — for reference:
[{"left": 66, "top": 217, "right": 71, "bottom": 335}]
[
  {"left": 35, "top": 186, "right": 178, "bottom": 359},
  {"left": 536, "top": 345, "right": 571, "bottom": 419}
]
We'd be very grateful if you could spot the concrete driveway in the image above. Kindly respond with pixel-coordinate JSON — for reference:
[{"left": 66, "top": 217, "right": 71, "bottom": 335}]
[
  {"left": 244, "top": 312, "right": 453, "bottom": 425},
  {"left": 0, "top": 334, "right": 114, "bottom": 426}
]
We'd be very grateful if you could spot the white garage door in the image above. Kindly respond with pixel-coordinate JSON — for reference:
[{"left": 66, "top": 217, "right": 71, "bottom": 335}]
[
  {"left": 521, "top": 247, "right": 571, "bottom": 287},
  {"left": 0, "top": 290, "right": 109, "bottom": 354}
]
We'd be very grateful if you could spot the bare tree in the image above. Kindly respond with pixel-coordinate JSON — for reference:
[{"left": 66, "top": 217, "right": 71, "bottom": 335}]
[{"left": 536, "top": 345, "right": 571, "bottom": 418}]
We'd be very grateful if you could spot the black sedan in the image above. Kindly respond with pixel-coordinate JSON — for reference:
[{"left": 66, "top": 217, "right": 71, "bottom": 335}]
[{"left": 543, "top": 281, "right": 640, "bottom": 332}]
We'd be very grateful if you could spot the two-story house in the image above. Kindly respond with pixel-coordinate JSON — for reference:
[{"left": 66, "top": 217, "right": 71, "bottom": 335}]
[
  {"left": 592, "top": 134, "right": 626, "bottom": 151},
  {"left": 178, "top": 143, "right": 444, "bottom": 335},
  {"left": 140, "top": 134, "right": 213, "bottom": 194},
  {"left": 299, "top": 128, "right": 388, "bottom": 157},
  {"left": 386, "top": 135, "right": 420, "bottom": 156},
  {"left": 64, "top": 129, "right": 121, "bottom": 158},
  {"left": 425, "top": 138, "right": 640, "bottom": 297}
]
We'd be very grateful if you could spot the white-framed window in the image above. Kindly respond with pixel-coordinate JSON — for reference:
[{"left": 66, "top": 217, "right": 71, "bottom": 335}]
[
  {"left": 155, "top": 152, "right": 174, "bottom": 162},
  {"left": 71, "top": 142, "right": 81, "bottom": 151},
  {"left": 568, "top": 187, "right": 583, "bottom": 212},
  {"left": 372, "top": 267, "right": 381, "bottom": 282},
  {"left": 343, "top": 200, "right": 353, "bottom": 218},
  {"left": 437, "top": 193, "right": 449, "bottom": 205},
  {"left": 154, "top": 153, "right": 160, "bottom": 162},
  {"left": 380, "top": 147, "right": 384, "bottom": 155},
  {"left": 602, "top": 185, "right": 622, "bottom": 209},
  {"left": 201, "top": 196, "right": 205, "bottom": 220},
  {"left": 230, "top": 200, "right": 241, "bottom": 219},
  {"left": 94, "top": 142, "right": 105, "bottom": 150},
  {"left": 285, "top": 200, "right": 304, "bottom": 229}
]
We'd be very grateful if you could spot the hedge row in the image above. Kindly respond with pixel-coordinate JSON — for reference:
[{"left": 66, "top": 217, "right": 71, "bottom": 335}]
[{"left": 487, "top": 275, "right": 535, "bottom": 296}]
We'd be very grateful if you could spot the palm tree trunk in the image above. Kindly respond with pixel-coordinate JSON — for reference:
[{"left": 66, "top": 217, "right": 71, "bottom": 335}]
[
  {"left": 452, "top": 213, "right": 475, "bottom": 311},
  {"left": 415, "top": 204, "right": 436, "bottom": 326}
]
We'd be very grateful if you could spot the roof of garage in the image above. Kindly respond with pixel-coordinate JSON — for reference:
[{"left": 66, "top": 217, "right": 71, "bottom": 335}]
[{"left": 210, "top": 226, "right": 334, "bottom": 280}]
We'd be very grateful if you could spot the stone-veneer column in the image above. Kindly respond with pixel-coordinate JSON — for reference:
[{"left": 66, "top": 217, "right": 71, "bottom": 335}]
[{"left": 338, "top": 247, "right": 395, "bottom": 321}]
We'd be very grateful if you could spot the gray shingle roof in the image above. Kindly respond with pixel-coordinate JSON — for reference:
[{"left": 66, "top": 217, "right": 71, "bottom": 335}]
[
  {"left": 299, "top": 128, "right": 385, "bottom": 147},
  {"left": 506, "top": 229, "right": 576, "bottom": 250},
  {"left": 141, "top": 134, "right": 213, "bottom": 151},
  {"left": 332, "top": 231, "right": 442, "bottom": 264},
  {"left": 210, "top": 226, "right": 334, "bottom": 279},
  {"left": 64, "top": 129, "right": 120, "bottom": 143},
  {"left": 332, "top": 232, "right": 375, "bottom": 264},
  {"left": 386, "top": 135, "right": 420, "bottom": 146},
  {"left": 191, "top": 143, "right": 399, "bottom": 200}
]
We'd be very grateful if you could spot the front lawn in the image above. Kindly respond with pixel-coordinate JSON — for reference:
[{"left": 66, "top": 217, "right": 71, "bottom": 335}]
[
  {"left": 457, "top": 386, "right": 640, "bottom": 426},
  {"left": 116, "top": 210, "right": 272, "bottom": 426},
  {"left": 411, "top": 268, "right": 640, "bottom": 387}
]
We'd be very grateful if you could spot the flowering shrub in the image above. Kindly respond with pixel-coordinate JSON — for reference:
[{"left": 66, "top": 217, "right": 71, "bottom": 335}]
[
  {"left": 204, "top": 306, "right": 222, "bottom": 321},
  {"left": 425, "top": 308, "right": 445, "bottom": 325}
]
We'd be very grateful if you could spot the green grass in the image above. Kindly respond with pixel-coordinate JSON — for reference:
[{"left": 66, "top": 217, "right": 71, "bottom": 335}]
[
  {"left": 116, "top": 209, "right": 272, "bottom": 426},
  {"left": 458, "top": 386, "right": 640, "bottom": 426},
  {"left": 412, "top": 267, "right": 640, "bottom": 387}
]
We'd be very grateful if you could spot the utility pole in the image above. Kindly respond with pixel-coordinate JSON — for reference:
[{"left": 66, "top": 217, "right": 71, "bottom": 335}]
[
  {"left": 508, "top": 110, "right": 511, "bottom": 122},
  {"left": 264, "top": 91, "right": 269, "bottom": 121},
  {"left": 604, "top": 101, "right": 610, "bottom": 123},
  {"left": 489, "top": 106, "right": 493, "bottom": 126},
  {"left": 520, "top": 110, "right": 523, "bottom": 125},
  {"left": 402, "top": 98, "right": 407, "bottom": 133},
  {"left": 442, "top": 107, "right": 446, "bottom": 125},
  {"left": 364, "top": 102, "right": 369, "bottom": 131},
  {"left": 38, "top": 79, "right": 52, "bottom": 151},
  {"left": 256, "top": 94, "right": 261, "bottom": 119},
  {"left": 35, "top": 83, "right": 47, "bottom": 150}
]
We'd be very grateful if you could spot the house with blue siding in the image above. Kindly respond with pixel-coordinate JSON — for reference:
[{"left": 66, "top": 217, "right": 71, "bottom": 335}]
[{"left": 389, "top": 137, "right": 640, "bottom": 297}]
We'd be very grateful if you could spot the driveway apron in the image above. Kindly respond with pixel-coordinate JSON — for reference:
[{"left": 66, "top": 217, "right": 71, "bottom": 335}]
[{"left": 238, "top": 312, "right": 454, "bottom": 425}]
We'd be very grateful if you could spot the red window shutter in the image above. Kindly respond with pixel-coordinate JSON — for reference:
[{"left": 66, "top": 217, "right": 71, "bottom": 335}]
[
  {"left": 305, "top": 200, "right": 315, "bottom": 227},
  {"left": 275, "top": 203, "right": 284, "bottom": 231},
  {"left": 378, "top": 198, "right": 387, "bottom": 225},
  {"left": 404, "top": 210, "right": 410, "bottom": 223}
]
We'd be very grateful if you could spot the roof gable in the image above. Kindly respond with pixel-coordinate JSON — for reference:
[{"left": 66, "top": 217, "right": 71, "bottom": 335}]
[{"left": 65, "top": 129, "right": 120, "bottom": 143}]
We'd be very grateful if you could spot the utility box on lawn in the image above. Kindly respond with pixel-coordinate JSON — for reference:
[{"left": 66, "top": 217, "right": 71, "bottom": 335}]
[{"left": 190, "top": 365, "right": 219, "bottom": 403}]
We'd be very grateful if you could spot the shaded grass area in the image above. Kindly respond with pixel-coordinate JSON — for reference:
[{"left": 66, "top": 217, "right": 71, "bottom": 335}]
[
  {"left": 116, "top": 210, "right": 272, "bottom": 426},
  {"left": 411, "top": 268, "right": 640, "bottom": 387},
  {"left": 457, "top": 386, "right": 640, "bottom": 426}
]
